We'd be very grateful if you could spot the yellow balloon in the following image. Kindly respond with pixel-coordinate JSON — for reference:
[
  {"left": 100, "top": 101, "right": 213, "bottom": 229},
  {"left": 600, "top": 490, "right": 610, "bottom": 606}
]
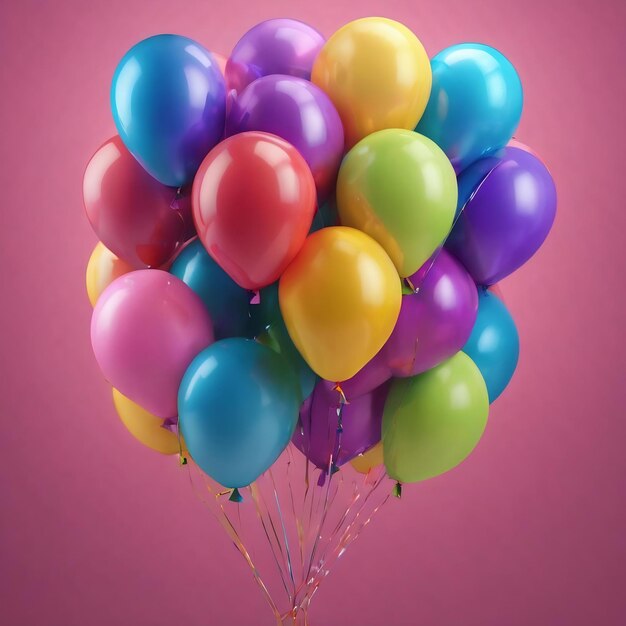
[
  {"left": 86, "top": 242, "right": 134, "bottom": 306},
  {"left": 279, "top": 227, "right": 401, "bottom": 382},
  {"left": 112, "top": 388, "right": 184, "bottom": 455},
  {"left": 312, "top": 17, "right": 432, "bottom": 148},
  {"left": 350, "top": 442, "right": 384, "bottom": 474}
]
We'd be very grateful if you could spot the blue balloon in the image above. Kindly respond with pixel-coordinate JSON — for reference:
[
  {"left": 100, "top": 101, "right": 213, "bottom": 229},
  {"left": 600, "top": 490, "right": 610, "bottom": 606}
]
[
  {"left": 462, "top": 290, "right": 519, "bottom": 402},
  {"left": 179, "top": 339, "right": 300, "bottom": 487},
  {"left": 249, "top": 282, "right": 317, "bottom": 401},
  {"left": 416, "top": 43, "right": 523, "bottom": 173},
  {"left": 170, "top": 239, "right": 251, "bottom": 340},
  {"left": 111, "top": 35, "right": 226, "bottom": 187}
]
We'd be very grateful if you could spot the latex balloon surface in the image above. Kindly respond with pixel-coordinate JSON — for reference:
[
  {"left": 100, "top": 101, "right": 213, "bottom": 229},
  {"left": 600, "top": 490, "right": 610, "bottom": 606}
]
[
  {"left": 383, "top": 352, "right": 489, "bottom": 483},
  {"left": 178, "top": 338, "right": 300, "bottom": 488},
  {"left": 312, "top": 17, "right": 431, "bottom": 148},
  {"left": 337, "top": 129, "right": 457, "bottom": 277},
  {"left": 193, "top": 131, "right": 316, "bottom": 290},
  {"left": 111, "top": 35, "right": 226, "bottom": 186},
  {"left": 416, "top": 43, "right": 523, "bottom": 172},
  {"left": 279, "top": 227, "right": 402, "bottom": 382},
  {"left": 462, "top": 290, "right": 519, "bottom": 402},
  {"left": 91, "top": 270, "right": 214, "bottom": 418},
  {"left": 83, "top": 137, "right": 191, "bottom": 268},
  {"left": 112, "top": 389, "right": 183, "bottom": 455},
  {"left": 226, "top": 19, "right": 325, "bottom": 93},
  {"left": 86, "top": 242, "right": 134, "bottom": 306}
]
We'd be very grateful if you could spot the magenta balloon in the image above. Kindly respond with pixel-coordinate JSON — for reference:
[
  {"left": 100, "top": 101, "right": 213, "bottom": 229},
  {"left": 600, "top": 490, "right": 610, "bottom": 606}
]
[
  {"left": 337, "top": 250, "right": 478, "bottom": 397},
  {"left": 225, "top": 19, "right": 325, "bottom": 93},
  {"left": 226, "top": 75, "right": 344, "bottom": 197},
  {"left": 386, "top": 250, "right": 478, "bottom": 376},
  {"left": 446, "top": 146, "right": 557, "bottom": 285},
  {"left": 91, "top": 270, "right": 214, "bottom": 418},
  {"left": 292, "top": 380, "right": 389, "bottom": 469}
]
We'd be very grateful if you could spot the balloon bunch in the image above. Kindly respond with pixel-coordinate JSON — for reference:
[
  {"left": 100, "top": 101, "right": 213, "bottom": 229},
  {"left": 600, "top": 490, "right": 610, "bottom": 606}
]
[{"left": 85, "top": 18, "right": 556, "bottom": 497}]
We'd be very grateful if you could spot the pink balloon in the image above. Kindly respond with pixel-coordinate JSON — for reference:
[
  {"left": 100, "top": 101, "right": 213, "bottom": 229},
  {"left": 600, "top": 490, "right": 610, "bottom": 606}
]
[
  {"left": 83, "top": 136, "right": 193, "bottom": 269},
  {"left": 91, "top": 270, "right": 214, "bottom": 418}
]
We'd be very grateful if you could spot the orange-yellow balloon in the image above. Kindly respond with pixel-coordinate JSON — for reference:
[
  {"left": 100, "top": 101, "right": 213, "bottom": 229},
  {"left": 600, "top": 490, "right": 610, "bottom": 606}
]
[
  {"left": 86, "top": 242, "right": 134, "bottom": 306},
  {"left": 350, "top": 442, "right": 383, "bottom": 474},
  {"left": 279, "top": 227, "right": 401, "bottom": 382},
  {"left": 112, "top": 388, "right": 184, "bottom": 455},
  {"left": 312, "top": 17, "right": 431, "bottom": 148}
]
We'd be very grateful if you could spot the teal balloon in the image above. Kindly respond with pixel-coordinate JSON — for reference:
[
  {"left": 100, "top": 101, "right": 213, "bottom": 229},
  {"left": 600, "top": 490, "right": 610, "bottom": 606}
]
[
  {"left": 170, "top": 239, "right": 251, "bottom": 340},
  {"left": 309, "top": 200, "right": 339, "bottom": 234},
  {"left": 111, "top": 35, "right": 226, "bottom": 187},
  {"left": 178, "top": 338, "right": 300, "bottom": 487},
  {"left": 250, "top": 282, "right": 317, "bottom": 401},
  {"left": 462, "top": 290, "right": 519, "bottom": 402},
  {"left": 416, "top": 44, "right": 523, "bottom": 173}
]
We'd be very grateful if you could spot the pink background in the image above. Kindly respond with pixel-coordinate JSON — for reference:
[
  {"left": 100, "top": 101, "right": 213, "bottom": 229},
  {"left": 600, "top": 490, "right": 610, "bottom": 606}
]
[{"left": 1, "top": 0, "right": 625, "bottom": 624}]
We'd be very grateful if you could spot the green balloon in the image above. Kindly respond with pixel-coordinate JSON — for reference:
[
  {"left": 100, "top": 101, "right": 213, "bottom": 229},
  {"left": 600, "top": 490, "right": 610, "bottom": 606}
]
[
  {"left": 382, "top": 352, "right": 489, "bottom": 483},
  {"left": 337, "top": 129, "right": 457, "bottom": 277}
]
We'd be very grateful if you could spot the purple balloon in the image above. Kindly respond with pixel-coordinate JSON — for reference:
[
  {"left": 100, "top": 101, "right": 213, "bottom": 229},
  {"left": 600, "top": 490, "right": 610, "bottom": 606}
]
[
  {"left": 226, "top": 75, "right": 344, "bottom": 197},
  {"left": 338, "top": 250, "right": 478, "bottom": 398},
  {"left": 446, "top": 146, "right": 557, "bottom": 285},
  {"left": 226, "top": 19, "right": 325, "bottom": 93},
  {"left": 292, "top": 380, "right": 389, "bottom": 469}
]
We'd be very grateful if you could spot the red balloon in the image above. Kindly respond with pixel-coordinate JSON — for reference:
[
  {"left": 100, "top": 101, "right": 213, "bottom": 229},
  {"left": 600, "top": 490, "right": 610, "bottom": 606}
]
[
  {"left": 83, "top": 136, "right": 192, "bottom": 268},
  {"left": 192, "top": 131, "right": 316, "bottom": 290}
]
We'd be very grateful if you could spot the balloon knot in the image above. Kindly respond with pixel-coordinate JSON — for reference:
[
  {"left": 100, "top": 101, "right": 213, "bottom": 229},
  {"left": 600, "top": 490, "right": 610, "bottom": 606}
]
[
  {"left": 179, "top": 455, "right": 188, "bottom": 466},
  {"left": 330, "top": 463, "right": 340, "bottom": 475},
  {"left": 229, "top": 487, "right": 243, "bottom": 503},
  {"left": 333, "top": 383, "right": 348, "bottom": 405},
  {"left": 393, "top": 482, "right": 402, "bottom": 499},
  {"left": 250, "top": 290, "right": 260, "bottom": 305}
]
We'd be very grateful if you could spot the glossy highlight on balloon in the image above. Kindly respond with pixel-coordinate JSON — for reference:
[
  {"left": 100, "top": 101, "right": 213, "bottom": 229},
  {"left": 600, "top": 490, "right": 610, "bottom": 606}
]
[
  {"left": 91, "top": 270, "right": 214, "bottom": 418},
  {"left": 462, "top": 290, "right": 519, "bottom": 402},
  {"left": 226, "top": 19, "right": 325, "bottom": 93},
  {"left": 226, "top": 75, "right": 344, "bottom": 197},
  {"left": 337, "top": 250, "right": 478, "bottom": 398},
  {"left": 416, "top": 43, "right": 523, "bottom": 173},
  {"left": 446, "top": 146, "right": 557, "bottom": 285},
  {"left": 312, "top": 17, "right": 431, "bottom": 148},
  {"left": 337, "top": 129, "right": 457, "bottom": 277},
  {"left": 83, "top": 136, "right": 191, "bottom": 268},
  {"left": 279, "top": 227, "right": 402, "bottom": 382},
  {"left": 86, "top": 242, "right": 134, "bottom": 306},
  {"left": 178, "top": 338, "right": 300, "bottom": 488},
  {"left": 192, "top": 131, "right": 316, "bottom": 290},
  {"left": 383, "top": 352, "right": 489, "bottom": 483},
  {"left": 111, "top": 34, "right": 226, "bottom": 187}
]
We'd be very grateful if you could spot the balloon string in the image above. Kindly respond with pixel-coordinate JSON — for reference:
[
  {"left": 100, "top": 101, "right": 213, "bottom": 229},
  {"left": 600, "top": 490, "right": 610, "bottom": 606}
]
[
  {"left": 268, "top": 467, "right": 296, "bottom": 591},
  {"left": 310, "top": 468, "right": 390, "bottom": 589},
  {"left": 182, "top": 462, "right": 281, "bottom": 621},
  {"left": 249, "top": 480, "right": 293, "bottom": 603},
  {"left": 301, "top": 388, "right": 345, "bottom": 587}
]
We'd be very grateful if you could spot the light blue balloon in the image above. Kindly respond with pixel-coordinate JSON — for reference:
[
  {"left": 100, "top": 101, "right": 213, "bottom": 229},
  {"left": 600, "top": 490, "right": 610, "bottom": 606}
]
[
  {"left": 462, "top": 290, "right": 519, "bottom": 402},
  {"left": 111, "top": 34, "right": 226, "bottom": 187},
  {"left": 179, "top": 339, "right": 300, "bottom": 488},
  {"left": 416, "top": 43, "right": 523, "bottom": 173},
  {"left": 170, "top": 239, "right": 251, "bottom": 340}
]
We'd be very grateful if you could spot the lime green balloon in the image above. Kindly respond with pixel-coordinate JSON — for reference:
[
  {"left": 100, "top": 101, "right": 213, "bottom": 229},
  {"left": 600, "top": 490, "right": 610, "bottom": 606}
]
[
  {"left": 336, "top": 129, "right": 457, "bottom": 277},
  {"left": 382, "top": 352, "right": 489, "bottom": 483}
]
